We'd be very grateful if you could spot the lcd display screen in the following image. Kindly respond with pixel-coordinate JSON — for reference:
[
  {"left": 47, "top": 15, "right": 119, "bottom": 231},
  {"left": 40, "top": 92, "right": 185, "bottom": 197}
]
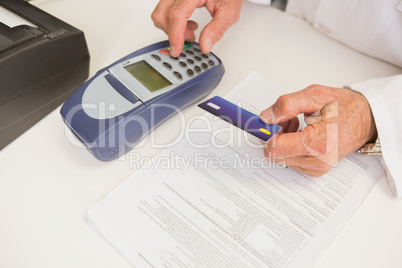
[{"left": 124, "top": 61, "right": 172, "bottom": 92}]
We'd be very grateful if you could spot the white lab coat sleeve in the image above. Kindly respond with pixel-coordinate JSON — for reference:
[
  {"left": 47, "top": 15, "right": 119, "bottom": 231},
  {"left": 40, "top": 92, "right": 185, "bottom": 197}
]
[
  {"left": 246, "top": 0, "right": 271, "bottom": 6},
  {"left": 348, "top": 75, "right": 402, "bottom": 198},
  {"left": 286, "top": 0, "right": 402, "bottom": 68}
]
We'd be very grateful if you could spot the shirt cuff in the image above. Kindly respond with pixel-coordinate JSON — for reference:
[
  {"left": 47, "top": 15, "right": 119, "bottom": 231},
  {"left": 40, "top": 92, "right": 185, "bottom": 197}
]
[{"left": 347, "top": 75, "right": 402, "bottom": 198}]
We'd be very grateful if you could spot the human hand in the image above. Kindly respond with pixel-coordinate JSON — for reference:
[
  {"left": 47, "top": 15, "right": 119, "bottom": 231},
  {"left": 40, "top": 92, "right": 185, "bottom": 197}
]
[
  {"left": 260, "top": 84, "right": 377, "bottom": 177},
  {"left": 151, "top": 0, "right": 244, "bottom": 57}
]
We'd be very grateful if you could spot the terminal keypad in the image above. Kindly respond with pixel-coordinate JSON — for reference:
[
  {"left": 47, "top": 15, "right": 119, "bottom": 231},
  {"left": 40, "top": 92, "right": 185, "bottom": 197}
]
[{"left": 150, "top": 44, "right": 219, "bottom": 82}]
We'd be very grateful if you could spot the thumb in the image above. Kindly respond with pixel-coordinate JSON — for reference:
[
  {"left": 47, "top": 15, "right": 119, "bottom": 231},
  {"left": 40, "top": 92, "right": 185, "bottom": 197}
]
[
  {"left": 260, "top": 86, "right": 336, "bottom": 124},
  {"left": 199, "top": 5, "right": 241, "bottom": 53}
]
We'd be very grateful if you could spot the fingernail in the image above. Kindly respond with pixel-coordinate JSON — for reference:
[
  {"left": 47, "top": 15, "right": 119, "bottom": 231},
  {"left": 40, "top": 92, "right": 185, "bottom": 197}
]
[
  {"left": 204, "top": 38, "right": 214, "bottom": 52},
  {"left": 260, "top": 116, "right": 269, "bottom": 124},
  {"left": 261, "top": 114, "right": 274, "bottom": 124},
  {"left": 260, "top": 107, "right": 274, "bottom": 123},
  {"left": 170, "top": 46, "right": 176, "bottom": 56}
]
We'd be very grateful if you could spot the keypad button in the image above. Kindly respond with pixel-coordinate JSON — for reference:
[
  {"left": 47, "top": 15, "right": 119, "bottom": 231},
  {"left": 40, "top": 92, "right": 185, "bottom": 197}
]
[
  {"left": 186, "top": 69, "right": 194, "bottom": 77},
  {"left": 202, "top": 54, "right": 209, "bottom": 59},
  {"left": 173, "top": 71, "right": 183, "bottom": 80},
  {"left": 180, "top": 53, "right": 187, "bottom": 58},
  {"left": 186, "top": 59, "right": 195, "bottom": 65},
  {"left": 179, "top": 61, "right": 187, "bottom": 68},
  {"left": 194, "top": 66, "right": 202, "bottom": 74},
  {"left": 159, "top": 49, "right": 170, "bottom": 54},
  {"left": 185, "top": 50, "right": 194, "bottom": 55},
  {"left": 162, "top": 62, "right": 172, "bottom": 70},
  {"left": 208, "top": 60, "right": 215, "bottom": 66},
  {"left": 151, "top": 54, "right": 161, "bottom": 61},
  {"left": 194, "top": 48, "right": 201, "bottom": 52},
  {"left": 170, "top": 56, "right": 179, "bottom": 61},
  {"left": 195, "top": 56, "right": 202, "bottom": 62},
  {"left": 201, "top": 63, "right": 209, "bottom": 70}
]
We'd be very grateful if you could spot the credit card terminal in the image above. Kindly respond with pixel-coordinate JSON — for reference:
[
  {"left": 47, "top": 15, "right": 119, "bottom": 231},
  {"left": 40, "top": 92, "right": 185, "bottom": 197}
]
[{"left": 60, "top": 40, "right": 225, "bottom": 161}]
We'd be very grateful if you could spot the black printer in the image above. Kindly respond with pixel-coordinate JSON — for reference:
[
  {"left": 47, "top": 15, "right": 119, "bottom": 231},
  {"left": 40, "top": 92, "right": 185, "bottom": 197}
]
[{"left": 0, "top": 0, "right": 90, "bottom": 149}]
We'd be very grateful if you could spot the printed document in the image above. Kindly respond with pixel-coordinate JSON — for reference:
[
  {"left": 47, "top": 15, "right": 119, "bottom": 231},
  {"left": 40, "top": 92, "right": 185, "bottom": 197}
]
[{"left": 87, "top": 71, "right": 383, "bottom": 268}]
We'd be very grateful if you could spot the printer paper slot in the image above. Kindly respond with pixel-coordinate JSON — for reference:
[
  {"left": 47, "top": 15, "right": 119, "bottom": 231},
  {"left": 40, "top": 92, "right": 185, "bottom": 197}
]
[{"left": 0, "top": 6, "right": 37, "bottom": 28}]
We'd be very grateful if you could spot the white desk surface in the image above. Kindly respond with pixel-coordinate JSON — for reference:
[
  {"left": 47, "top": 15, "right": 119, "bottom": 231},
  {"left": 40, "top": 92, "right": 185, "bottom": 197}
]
[{"left": 1, "top": 1, "right": 402, "bottom": 267}]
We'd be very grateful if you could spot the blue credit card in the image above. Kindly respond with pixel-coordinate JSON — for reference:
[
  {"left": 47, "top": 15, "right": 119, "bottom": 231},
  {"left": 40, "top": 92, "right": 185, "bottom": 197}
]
[{"left": 198, "top": 96, "right": 282, "bottom": 141}]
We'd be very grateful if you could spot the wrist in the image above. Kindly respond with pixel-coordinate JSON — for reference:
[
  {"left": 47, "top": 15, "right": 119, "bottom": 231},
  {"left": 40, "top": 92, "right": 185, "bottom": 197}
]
[
  {"left": 357, "top": 93, "right": 381, "bottom": 155},
  {"left": 367, "top": 108, "right": 378, "bottom": 143},
  {"left": 347, "top": 87, "right": 378, "bottom": 144}
]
